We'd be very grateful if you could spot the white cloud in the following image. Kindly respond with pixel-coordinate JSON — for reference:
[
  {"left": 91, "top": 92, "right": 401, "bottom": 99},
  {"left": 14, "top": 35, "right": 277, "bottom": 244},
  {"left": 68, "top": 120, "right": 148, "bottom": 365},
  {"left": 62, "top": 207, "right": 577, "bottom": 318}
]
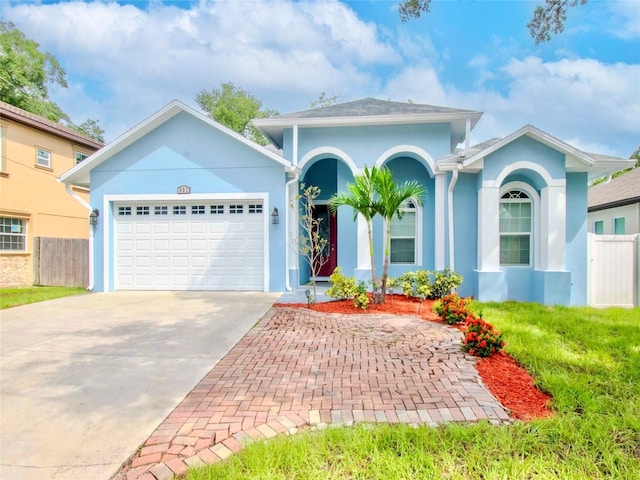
[
  {"left": 5, "top": 0, "right": 398, "bottom": 139},
  {"left": 608, "top": 0, "right": 640, "bottom": 39}
]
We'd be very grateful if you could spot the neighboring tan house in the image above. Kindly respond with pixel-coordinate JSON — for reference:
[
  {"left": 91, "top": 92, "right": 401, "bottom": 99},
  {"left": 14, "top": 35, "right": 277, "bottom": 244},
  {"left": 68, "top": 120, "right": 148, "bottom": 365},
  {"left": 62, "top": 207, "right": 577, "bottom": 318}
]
[
  {"left": 0, "top": 101, "right": 103, "bottom": 287},
  {"left": 59, "top": 98, "right": 633, "bottom": 305},
  {"left": 588, "top": 167, "right": 640, "bottom": 235}
]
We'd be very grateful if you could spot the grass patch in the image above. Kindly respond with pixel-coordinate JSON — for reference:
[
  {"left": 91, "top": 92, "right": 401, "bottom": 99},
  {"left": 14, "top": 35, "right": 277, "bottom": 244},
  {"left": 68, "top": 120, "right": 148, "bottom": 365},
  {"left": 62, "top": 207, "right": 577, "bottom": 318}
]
[
  {"left": 187, "top": 302, "right": 640, "bottom": 480},
  {"left": 0, "top": 286, "right": 86, "bottom": 309}
]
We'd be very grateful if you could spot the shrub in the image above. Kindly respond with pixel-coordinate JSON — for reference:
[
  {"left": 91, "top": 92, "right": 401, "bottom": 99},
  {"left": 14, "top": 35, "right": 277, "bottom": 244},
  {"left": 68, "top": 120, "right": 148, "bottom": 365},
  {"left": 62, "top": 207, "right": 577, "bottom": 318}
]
[
  {"left": 462, "top": 315, "right": 505, "bottom": 357},
  {"left": 396, "top": 268, "right": 463, "bottom": 300},
  {"left": 433, "top": 293, "right": 469, "bottom": 325},
  {"left": 326, "top": 267, "right": 370, "bottom": 310},
  {"left": 431, "top": 268, "right": 463, "bottom": 298}
]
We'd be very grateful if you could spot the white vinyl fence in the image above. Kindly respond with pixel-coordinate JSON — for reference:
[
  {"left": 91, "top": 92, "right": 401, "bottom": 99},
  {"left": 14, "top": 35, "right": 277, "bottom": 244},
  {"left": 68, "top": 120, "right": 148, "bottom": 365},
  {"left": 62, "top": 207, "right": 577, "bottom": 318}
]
[{"left": 588, "top": 233, "right": 639, "bottom": 308}]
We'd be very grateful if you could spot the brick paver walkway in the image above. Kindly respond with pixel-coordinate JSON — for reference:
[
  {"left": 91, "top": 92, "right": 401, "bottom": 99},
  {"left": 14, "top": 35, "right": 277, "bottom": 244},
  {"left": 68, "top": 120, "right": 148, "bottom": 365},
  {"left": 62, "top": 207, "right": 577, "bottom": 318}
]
[{"left": 114, "top": 307, "right": 509, "bottom": 480}]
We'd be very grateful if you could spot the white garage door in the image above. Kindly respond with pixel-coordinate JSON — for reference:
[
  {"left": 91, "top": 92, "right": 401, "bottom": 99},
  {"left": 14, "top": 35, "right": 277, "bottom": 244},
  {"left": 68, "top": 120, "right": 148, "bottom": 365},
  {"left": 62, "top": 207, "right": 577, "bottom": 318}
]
[{"left": 115, "top": 200, "right": 265, "bottom": 290}]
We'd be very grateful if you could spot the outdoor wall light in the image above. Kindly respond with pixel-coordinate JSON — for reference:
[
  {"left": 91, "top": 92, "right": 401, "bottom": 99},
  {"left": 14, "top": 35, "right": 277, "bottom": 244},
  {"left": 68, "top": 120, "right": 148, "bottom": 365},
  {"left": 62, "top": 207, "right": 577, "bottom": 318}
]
[
  {"left": 89, "top": 208, "right": 99, "bottom": 226},
  {"left": 271, "top": 207, "right": 279, "bottom": 224}
]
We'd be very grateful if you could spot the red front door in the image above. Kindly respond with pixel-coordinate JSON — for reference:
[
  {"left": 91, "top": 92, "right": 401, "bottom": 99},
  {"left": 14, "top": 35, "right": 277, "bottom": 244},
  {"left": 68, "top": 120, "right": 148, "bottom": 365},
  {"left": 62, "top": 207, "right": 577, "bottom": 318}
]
[{"left": 313, "top": 204, "right": 337, "bottom": 277}]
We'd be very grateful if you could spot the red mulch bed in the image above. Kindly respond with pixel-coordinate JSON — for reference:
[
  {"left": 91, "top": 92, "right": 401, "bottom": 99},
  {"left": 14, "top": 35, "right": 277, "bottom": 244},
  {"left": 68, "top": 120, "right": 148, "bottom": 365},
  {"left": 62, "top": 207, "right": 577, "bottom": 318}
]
[{"left": 274, "top": 294, "right": 554, "bottom": 421}]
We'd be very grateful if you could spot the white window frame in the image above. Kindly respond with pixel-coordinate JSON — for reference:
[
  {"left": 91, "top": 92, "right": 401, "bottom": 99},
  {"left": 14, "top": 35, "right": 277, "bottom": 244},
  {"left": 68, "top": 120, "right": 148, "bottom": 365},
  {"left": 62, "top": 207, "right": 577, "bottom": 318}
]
[
  {"left": 0, "top": 217, "right": 27, "bottom": 252},
  {"left": 75, "top": 151, "right": 88, "bottom": 165},
  {"left": 36, "top": 147, "right": 51, "bottom": 168},
  {"left": 499, "top": 181, "right": 540, "bottom": 268},
  {"left": 387, "top": 198, "right": 422, "bottom": 265}
]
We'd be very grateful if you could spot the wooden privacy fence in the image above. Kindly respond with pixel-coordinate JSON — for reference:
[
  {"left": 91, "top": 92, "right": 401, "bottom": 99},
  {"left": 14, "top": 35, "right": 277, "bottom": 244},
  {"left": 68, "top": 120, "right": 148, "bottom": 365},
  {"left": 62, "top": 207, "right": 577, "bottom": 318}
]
[
  {"left": 33, "top": 237, "right": 89, "bottom": 287},
  {"left": 588, "top": 233, "right": 639, "bottom": 308}
]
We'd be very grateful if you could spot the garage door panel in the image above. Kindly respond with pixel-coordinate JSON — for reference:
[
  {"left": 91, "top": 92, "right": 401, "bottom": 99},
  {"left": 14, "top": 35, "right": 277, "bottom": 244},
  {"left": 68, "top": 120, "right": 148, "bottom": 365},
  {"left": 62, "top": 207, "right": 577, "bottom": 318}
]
[{"left": 115, "top": 200, "right": 264, "bottom": 291}]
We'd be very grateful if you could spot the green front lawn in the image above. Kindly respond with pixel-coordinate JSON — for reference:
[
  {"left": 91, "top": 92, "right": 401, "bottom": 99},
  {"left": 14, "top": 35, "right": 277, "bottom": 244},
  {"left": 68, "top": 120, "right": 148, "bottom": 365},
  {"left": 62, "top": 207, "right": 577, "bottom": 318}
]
[
  {"left": 187, "top": 302, "right": 640, "bottom": 480},
  {"left": 0, "top": 286, "right": 86, "bottom": 309}
]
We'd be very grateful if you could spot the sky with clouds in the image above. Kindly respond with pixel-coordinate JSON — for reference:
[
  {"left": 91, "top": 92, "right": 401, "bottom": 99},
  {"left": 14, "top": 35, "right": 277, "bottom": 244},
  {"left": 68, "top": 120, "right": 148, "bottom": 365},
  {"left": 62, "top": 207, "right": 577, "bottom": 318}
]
[{"left": 4, "top": 0, "right": 639, "bottom": 157}]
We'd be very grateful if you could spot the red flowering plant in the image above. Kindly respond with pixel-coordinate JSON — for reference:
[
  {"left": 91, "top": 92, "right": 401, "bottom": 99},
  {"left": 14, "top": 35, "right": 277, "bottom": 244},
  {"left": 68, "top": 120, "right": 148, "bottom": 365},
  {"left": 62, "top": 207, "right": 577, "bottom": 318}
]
[
  {"left": 462, "top": 315, "right": 505, "bottom": 357},
  {"left": 433, "top": 293, "right": 469, "bottom": 325}
]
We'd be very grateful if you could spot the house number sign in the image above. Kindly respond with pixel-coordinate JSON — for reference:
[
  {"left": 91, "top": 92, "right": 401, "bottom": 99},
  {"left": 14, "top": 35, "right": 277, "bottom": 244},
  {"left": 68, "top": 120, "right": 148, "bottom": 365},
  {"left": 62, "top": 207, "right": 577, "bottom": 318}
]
[{"left": 177, "top": 185, "right": 191, "bottom": 194}]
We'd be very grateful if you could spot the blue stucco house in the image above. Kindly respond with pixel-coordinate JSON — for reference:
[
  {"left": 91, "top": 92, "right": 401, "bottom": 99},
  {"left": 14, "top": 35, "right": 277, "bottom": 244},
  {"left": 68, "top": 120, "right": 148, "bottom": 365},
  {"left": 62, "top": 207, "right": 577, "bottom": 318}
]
[{"left": 59, "top": 98, "right": 632, "bottom": 305}]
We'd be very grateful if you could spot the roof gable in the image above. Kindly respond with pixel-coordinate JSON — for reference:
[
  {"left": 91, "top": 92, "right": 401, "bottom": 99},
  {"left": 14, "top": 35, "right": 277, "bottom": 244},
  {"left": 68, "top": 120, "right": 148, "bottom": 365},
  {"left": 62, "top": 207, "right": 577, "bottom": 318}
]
[
  {"left": 459, "top": 125, "right": 632, "bottom": 179},
  {"left": 59, "top": 101, "right": 290, "bottom": 188},
  {"left": 253, "top": 97, "right": 482, "bottom": 149}
]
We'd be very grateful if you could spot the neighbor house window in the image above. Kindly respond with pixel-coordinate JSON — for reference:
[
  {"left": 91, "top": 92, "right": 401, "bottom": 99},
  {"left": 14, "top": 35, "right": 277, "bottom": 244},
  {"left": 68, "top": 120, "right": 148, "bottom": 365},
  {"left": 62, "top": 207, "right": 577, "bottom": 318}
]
[
  {"left": 614, "top": 217, "right": 626, "bottom": 235},
  {"left": 0, "top": 217, "right": 26, "bottom": 251},
  {"left": 594, "top": 220, "right": 604, "bottom": 235},
  {"left": 36, "top": 148, "right": 51, "bottom": 168},
  {"left": 500, "top": 190, "right": 531, "bottom": 265},
  {"left": 75, "top": 152, "right": 88, "bottom": 164},
  {"left": 390, "top": 199, "right": 417, "bottom": 264}
]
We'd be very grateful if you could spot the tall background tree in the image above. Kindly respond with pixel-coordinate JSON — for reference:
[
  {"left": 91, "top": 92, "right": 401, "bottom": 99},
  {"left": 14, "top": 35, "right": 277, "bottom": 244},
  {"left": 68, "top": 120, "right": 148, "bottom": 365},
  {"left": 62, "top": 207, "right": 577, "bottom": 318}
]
[
  {"left": 196, "top": 82, "right": 278, "bottom": 145},
  {"left": 399, "top": 0, "right": 589, "bottom": 44},
  {"left": 0, "top": 21, "right": 105, "bottom": 143}
]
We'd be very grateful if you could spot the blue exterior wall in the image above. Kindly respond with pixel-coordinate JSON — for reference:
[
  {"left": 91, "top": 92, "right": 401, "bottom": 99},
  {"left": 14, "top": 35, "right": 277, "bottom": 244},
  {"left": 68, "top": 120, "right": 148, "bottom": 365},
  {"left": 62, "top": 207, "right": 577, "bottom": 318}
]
[
  {"left": 453, "top": 172, "right": 478, "bottom": 298},
  {"left": 295, "top": 123, "right": 450, "bottom": 168},
  {"left": 566, "top": 172, "right": 588, "bottom": 305},
  {"left": 89, "top": 112, "right": 287, "bottom": 291}
]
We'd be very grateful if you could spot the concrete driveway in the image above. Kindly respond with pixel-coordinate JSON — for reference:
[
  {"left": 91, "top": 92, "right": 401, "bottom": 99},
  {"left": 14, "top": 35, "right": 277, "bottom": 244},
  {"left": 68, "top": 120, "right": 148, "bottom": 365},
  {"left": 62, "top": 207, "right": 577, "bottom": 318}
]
[{"left": 0, "top": 291, "right": 279, "bottom": 480}]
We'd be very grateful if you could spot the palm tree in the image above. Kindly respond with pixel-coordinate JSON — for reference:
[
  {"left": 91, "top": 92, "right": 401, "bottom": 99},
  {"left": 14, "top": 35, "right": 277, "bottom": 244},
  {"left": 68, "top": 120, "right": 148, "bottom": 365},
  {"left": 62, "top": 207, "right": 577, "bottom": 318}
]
[
  {"left": 374, "top": 167, "right": 426, "bottom": 303},
  {"left": 329, "top": 166, "right": 380, "bottom": 298}
]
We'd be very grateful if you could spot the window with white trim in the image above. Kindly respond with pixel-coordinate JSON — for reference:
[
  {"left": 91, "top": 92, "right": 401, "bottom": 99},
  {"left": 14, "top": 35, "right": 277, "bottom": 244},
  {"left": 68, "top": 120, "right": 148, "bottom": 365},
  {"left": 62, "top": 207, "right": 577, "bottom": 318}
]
[
  {"left": 0, "top": 217, "right": 27, "bottom": 251},
  {"left": 154, "top": 206, "right": 168, "bottom": 215},
  {"left": 75, "top": 151, "right": 88, "bottom": 164},
  {"left": 36, "top": 148, "right": 51, "bottom": 168},
  {"left": 230, "top": 204, "right": 243, "bottom": 214},
  {"left": 390, "top": 199, "right": 418, "bottom": 264},
  {"left": 211, "top": 205, "right": 224, "bottom": 214},
  {"left": 248, "top": 204, "right": 263, "bottom": 214},
  {"left": 500, "top": 190, "right": 531, "bottom": 265},
  {"left": 118, "top": 206, "right": 131, "bottom": 216},
  {"left": 173, "top": 205, "right": 186, "bottom": 215},
  {"left": 136, "top": 206, "right": 149, "bottom": 216}
]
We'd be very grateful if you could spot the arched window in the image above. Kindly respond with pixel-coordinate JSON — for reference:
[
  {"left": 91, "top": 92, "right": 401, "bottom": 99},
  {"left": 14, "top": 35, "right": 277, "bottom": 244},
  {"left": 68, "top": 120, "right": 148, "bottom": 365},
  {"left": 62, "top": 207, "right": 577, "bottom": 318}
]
[
  {"left": 499, "top": 190, "right": 531, "bottom": 265},
  {"left": 390, "top": 199, "right": 419, "bottom": 264}
]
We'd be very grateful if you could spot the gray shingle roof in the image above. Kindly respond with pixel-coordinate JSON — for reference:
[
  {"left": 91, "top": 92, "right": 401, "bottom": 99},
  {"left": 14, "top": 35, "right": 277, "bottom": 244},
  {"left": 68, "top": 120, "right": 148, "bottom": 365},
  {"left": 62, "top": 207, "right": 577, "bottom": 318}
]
[
  {"left": 588, "top": 167, "right": 640, "bottom": 210},
  {"left": 272, "top": 97, "right": 479, "bottom": 120}
]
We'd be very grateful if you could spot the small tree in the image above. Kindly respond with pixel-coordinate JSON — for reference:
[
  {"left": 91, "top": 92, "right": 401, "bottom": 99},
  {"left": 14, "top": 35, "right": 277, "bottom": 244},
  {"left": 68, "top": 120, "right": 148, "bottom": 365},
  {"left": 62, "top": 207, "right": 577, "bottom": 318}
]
[
  {"left": 294, "top": 184, "right": 329, "bottom": 303},
  {"left": 374, "top": 167, "right": 426, "bottom": 303},
  {"left": 329, "top": 166, "right": 380, "bottom": 300}
]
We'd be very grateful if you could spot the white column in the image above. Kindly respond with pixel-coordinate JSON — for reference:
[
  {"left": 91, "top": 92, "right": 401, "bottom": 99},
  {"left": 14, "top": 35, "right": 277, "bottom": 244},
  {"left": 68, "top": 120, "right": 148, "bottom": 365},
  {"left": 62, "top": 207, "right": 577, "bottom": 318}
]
[
  {"left": 434, "top": 173, "right": 446, "bottom": 270},
  {"left": 477, "top": 185, "right": 501, "bottom": 271},
  {"left": 542, "top": 185, "right": 566, "bottom": 271},
  {"left": 357, "top": 214, "right": 370, "bottom": 269},
  {"left": 288, "top": 180, "right": 299, "bottom": 273}
]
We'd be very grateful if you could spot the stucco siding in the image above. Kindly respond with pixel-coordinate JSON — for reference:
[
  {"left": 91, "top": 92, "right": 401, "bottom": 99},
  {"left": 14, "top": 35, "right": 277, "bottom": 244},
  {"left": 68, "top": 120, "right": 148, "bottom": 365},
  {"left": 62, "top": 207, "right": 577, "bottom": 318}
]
[
  {"left": 453, "top": 172, "right": 478, "bottom": 298},
  {"left": 566, "top": 172, "right": 588, "bottom": 305},
  {"left": 294, "top": 123, "right": 450, "bottom": 171},
  {"left": 588, "top": 202, "right": 640, "bottom": 235},
  {"left": 89, "top": 112, "right": 287, "bottom": 292},
  {"left": 481, "top": 136, "right": 566, "bottom": 183}
]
